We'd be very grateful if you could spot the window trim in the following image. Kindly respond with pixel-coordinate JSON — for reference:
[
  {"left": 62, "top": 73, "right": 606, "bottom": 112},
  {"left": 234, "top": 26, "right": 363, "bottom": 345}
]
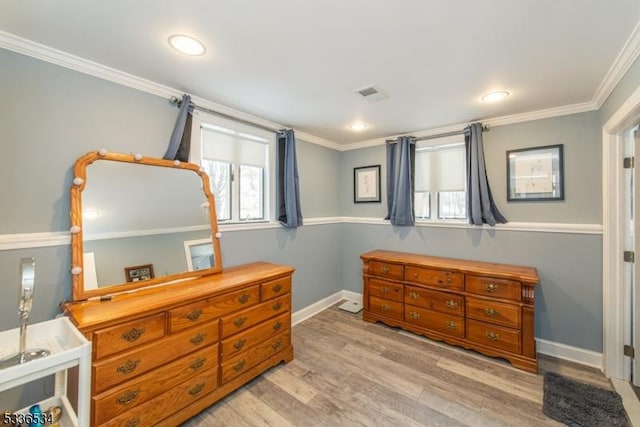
[
  {"left": 190, "top": 111, "right": 276, "bottom": 224},
  {"left": 414, "top": 135, "right": 468, "bottom": 224}
]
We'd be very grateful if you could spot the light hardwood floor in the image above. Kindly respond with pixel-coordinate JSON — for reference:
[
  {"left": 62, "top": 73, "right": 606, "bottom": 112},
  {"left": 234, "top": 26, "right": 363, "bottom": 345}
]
[{"left": 182, "top": 302, "right": 613, "bottom": 427}]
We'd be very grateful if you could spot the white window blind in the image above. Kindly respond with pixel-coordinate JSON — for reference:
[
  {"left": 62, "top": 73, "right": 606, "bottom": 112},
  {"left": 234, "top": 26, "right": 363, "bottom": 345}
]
[
  {"left": 415, "top": 143, "right": 465, "bottom": 193},
  {"left": 201, "top": 124, "right": 268, "bottom": 167}
]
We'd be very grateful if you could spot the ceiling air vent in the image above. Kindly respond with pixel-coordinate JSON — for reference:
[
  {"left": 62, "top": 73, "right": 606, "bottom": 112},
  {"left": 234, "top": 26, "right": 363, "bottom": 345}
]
[{"left": 355, "top": 84, "right": 389, "bottom": 103}]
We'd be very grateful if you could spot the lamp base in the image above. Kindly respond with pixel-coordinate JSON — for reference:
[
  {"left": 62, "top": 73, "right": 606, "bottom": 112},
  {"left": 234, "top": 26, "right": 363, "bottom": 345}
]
[{"left": 0, "top": 348, "right": 50, "bottom": 369}]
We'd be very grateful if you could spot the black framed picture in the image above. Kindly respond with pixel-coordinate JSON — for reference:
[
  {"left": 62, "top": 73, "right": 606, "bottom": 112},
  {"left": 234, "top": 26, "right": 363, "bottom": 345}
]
[
  {"left": 354, "top": 165, "right": 381, "bottom": 203},
  {"left": 507, "top": 144, "right": 564, "bottom": 201}
]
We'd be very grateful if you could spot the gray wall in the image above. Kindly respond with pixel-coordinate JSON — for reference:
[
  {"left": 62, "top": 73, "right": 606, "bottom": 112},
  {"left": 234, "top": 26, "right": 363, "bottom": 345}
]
[{"left": 0, "top": 44, "right": 639, "bottom": 409}]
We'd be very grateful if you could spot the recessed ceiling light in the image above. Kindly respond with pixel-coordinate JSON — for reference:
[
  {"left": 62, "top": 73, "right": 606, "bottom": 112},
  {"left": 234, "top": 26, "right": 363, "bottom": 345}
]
[
  {"left": 349, "top": 122, "right": 368, "bottom": 131},
  {"left": 481, "top": 91, "right": 510, "bottom": 103},
  {"left": 168, "top": 34, "right": 206, "bottom": 56}
]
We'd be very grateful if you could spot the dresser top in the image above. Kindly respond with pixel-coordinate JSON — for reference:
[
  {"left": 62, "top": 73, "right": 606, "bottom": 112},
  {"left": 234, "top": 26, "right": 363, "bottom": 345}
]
[
  {"left": 361, "top": 250, "right": 538, "bottom": 285},
  {"left": 64, "top": 262, "right": 295, "bottom": 330}
]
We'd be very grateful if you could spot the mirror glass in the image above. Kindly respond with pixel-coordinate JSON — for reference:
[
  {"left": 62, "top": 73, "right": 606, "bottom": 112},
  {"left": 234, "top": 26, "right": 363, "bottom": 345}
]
[{"left": 70, "top": 152, "right": 222, "bottom": 300}]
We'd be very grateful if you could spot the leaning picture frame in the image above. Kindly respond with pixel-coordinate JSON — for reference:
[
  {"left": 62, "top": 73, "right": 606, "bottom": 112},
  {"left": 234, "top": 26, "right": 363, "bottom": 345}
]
[
  {"left": 507, "top": 144, "right": 564, "bottom": 201},
  {"left": 124, "top": 264, "right": 154, "bottom": 283},
  {"left": 354, "top": 165, "right": 381, "bottom": 203},
  {"left": 184, "top": 238, "right": 215, "bottom": 271}
]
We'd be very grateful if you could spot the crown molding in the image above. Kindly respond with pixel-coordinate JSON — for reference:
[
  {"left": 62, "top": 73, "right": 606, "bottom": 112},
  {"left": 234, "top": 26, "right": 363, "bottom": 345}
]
[
  {"left": 1, "top": 23, "right": 638, "bottom": 153},
  {"left": 341, "top": 101, "right": 598, "bottom": 151},
  {"left": 592, "top": 20, "right": 640, "bottom": 107},
  {"left": 0, "top": 30, "right": 343, "bottom": 150}
]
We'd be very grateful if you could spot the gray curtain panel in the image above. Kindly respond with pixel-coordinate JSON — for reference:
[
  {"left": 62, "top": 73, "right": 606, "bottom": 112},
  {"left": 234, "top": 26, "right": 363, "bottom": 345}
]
[
  {"left": 278, "top": 129, "right": 303, "bottom": 228},
  {"left": 385, "top": 136, "right": 416, "bottom": 226},
  {"left": 163, "top": 94, "right": 193, "bottom": 162},
  {"left": 465, "top": 123, "right": 507, "bottom": 226}
]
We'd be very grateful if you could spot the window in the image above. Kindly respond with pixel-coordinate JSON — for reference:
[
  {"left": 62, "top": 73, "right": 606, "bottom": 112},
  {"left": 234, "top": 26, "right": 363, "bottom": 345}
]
[
  {"left": 192, "top": 114, "right": 274, "bottom": 223},
  {"left": 414, "top": 138, "right": 467, "bottom": 220}
]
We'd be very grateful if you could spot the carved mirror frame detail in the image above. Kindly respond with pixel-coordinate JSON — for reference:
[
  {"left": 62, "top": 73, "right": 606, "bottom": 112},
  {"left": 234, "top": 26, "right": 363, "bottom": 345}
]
[{"left": 70, "top": 150, "right": 223, "bottom": 301}]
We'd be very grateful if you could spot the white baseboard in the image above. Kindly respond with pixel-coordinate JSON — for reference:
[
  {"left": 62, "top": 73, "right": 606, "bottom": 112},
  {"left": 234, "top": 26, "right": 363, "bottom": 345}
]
[
  {"left": 535, "top": 338, "right": 603, "bottom": 370},
  {"left": 292, "top": 291, "right": 605, "bottom": 372},
  {"left": 612, "top": 378, "right": 640, "bottom": 427}
]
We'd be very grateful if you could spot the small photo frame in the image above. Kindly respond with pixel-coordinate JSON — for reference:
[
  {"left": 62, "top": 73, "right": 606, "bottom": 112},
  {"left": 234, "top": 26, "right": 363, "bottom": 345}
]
[
  {"left": 124, "top": 264, "right": 154, "bottom": 283},
  {"left": 507, "top": 144, "right": 564, "bottom": 201},
  {"left": 184, "top": 238, "right": 215, "bottom": 271},
  {"left": 354, "top": 165, "right": 381, "bottom": 203}
]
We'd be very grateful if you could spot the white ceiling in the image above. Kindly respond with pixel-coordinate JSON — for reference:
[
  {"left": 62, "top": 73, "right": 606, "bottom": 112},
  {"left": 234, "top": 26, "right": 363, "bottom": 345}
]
[{"left": 0, "top": 1, "right": 639, "bottom": 145}]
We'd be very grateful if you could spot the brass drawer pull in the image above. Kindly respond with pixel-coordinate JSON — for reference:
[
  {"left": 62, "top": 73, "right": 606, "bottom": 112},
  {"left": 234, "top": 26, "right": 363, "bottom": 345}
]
[
  {"left": 234, "top": 317, "right": 247, "bottom": 328},
  {"left": 409, "top": 311, "right": 420, "bottom": 320},
  {"left": 445, "top": 320, "right": 458, "bottom": 329},
  {"left": 190, "top": 333, "right": 206, "bottom": 345},
  {"left": 484, "top": 308, "right": 499, "bottom": 316},
  {"left": 273, "top": 321, "right": 282, "bottom": 330},
  {"left": 116, "top": 389, "right": 140, "bottom": 406},
  {"left": 186, "top": 309, "right": 203, "bottom": 321},
  {"left": 272, "top": 301, "right": 283, "bottom": 311},
  {"left": 381, "top": 266, "right": 390, "bottom": 274},
  {"left": 381, "top": 286, "right": 390, "bottom": 293},
  {"left": 117, "top": 359, "right": 140, "bottom": 375},
  {"left": 233, "top": 359, "right": 246, "bottom": 372},
  {"left": 121, "top": 327, "right": 145, "bottom": 342},
  {"left": 189, "top": 383, "right": 205, "bottom": 396},
  {"left": 234, "top": 339, "right": 246, "bottom": 350},
  {"left": 445, "top": 300, "right": 458, "bottom": 309},
  {"left": 409, "top": 292, "right": 419, "bottom": 300},
  {"left": 125, "top": 418, "right": 140, "bottom": 427},
  {"left": 272, "top": 340, "right": 282, "bottom": 351},
  {"left": 190, "top": 357, "right": 206, "bottom": 371},
  {"left": 272, "top": 283, "right": 283, "bottom": 293},
  {"left": 485, "top": 283, "right": 499, "bottom": 293},
  {"left": 486, "top": 331, "right": 499, "bottom": 341},
  {"left": 381, "top": 304, "right": 391, "bottom": 312},
  {"left": 238, "top": 294, "right": 250, "bottom": 304}
]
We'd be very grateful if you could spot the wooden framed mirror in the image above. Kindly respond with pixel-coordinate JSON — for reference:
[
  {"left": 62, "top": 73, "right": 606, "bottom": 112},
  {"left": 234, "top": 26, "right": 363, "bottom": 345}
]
[{"left": 69, "top": 151, "right": 222, "bottom": 301}]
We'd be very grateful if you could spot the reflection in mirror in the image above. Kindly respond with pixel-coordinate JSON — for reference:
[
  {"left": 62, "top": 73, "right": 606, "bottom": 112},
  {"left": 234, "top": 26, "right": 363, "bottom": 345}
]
[{"left": 70, "top": 152, "right": 222, "bottom": 301}]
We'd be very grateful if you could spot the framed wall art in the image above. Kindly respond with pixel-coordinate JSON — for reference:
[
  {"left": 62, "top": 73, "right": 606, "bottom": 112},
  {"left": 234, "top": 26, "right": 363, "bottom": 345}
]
[
  {"left": 507, "top": 144, "right": 564, "bottom": 201},
  {"left": 124, "top": 264, "right": 154, "bottom": 282},
  {"left": 354, "top": 165, "right": 381, "bottom": 203}
]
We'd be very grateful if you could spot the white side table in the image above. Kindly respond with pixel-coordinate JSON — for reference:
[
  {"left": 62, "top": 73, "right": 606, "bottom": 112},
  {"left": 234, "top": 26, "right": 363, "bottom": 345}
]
[{"left": 0, "top": 317, "right": 91, "bottom": 426}]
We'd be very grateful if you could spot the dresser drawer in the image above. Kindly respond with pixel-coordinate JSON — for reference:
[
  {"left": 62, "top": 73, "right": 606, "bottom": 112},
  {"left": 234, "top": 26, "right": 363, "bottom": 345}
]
[
  {"left": 92, "top": 345, "right": 217, "bottom": 425},
  {"left": 369, "top": 278, "right": 403, "bottom": 302},
  {"left": 405, "top": 267, "right": 464, "bottom": 291},
  {"left": 466, "top": 319, "right": 521, "bottom": 354},
  {"left": 466, "top": 297, "right": 521, "bottom": 329},
  {"left": 221, "top": 312, "right": 290, "bottom": 361},
  {"left": 368, "top": 296, "right": 403, "bottom": 320},
  {"left": 466, "top": 275, "right": 521, "bottom": 301},
  {"left": 93, "top": 313, "right": 166, "bottom": 360},
  {"left": 221, "top": 294, "right": 290, "bottom": 338},
  {"left": 404, "top": 305, "right": 464, "bottom": 338},
  {"left": 368, "top": 261, "right": 403, "bottom": 281},
  {"left": 404, "top": 286, "right": 464, "bottom": 316},
  {"left": 102, "top": 368, "right": 218, "bottom": 427},
  {"left": 169, "top": 286, "right": 260, "bottom": 333},
  {"left": 221, "top": 333, "right": 290, "bottom": 384},
  {"left": 261, "top": 276, "right": 291, "bottom": 301},
  {"left": 93, "top": 320, "right": 219, "bottom": 394}
]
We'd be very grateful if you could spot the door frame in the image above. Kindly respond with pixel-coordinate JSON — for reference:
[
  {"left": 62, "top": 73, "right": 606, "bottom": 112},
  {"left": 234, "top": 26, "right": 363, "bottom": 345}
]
[{"left": 603, "top": 85, "right": 640, "bottom": 380}]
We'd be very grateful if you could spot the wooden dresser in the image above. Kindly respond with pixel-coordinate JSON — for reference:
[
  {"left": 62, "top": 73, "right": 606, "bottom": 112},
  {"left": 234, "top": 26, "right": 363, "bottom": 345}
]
[
  {"left": 361, "top": 250, "right": 539, "bottom": 372},
  {"left": 64, "top": 262, "right": 294, "bottom": 427}
]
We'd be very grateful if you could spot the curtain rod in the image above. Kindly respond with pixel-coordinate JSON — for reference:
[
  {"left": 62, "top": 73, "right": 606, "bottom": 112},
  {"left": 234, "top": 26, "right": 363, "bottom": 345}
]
[
  {"left": 386, "top": 125, "right": 489, "bottom": 143},
  {"left": 169, "top": 96, "right": 283, "bottom": 134}
]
